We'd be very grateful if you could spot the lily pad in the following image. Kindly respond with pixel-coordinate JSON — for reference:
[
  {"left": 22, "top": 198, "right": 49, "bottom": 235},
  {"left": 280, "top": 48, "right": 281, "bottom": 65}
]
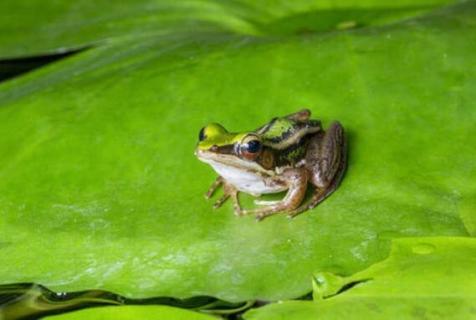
[
  {"left": 46, "top": 306, "right": 217, "bottom": 320},
  {"left": 244, "top": 237, "right": 476, "bottom": 319},
  {"left": 0, "top": 0, "right": 453, "bottom": 58},
  {"left": 0, "top": 0, "right": 475, "bottom": 305}
]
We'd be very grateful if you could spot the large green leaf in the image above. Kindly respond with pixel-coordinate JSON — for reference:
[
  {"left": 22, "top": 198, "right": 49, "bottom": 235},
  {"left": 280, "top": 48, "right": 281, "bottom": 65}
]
[
  {"left": 0, "top": 0, "right": 452, "bottom": 58},
  {"left": 46, "top": 306, "right": 217, "bottom": 320},
  {"left": 0, "top": 0, "right": 475, "bottom": 305},
  {"left": 244, "top": 237, "right": 476, "bottom": 319}
]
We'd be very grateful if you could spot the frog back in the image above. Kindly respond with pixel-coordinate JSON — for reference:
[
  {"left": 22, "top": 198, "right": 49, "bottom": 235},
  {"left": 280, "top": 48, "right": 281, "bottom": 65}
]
[{"left": 255, "top": 114, "right": 321, "bottom": 150}]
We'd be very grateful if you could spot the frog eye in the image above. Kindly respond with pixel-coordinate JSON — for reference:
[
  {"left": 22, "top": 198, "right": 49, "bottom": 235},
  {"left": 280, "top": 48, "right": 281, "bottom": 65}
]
[
  {"left": 246, "top": 140, "right": 261, "bottom": 153},
  {"left": 239, "top": 135, "right": 262, "bottom": 160},
  {"left": 198, "top": 127, "right": 206, "bottom": 141}
]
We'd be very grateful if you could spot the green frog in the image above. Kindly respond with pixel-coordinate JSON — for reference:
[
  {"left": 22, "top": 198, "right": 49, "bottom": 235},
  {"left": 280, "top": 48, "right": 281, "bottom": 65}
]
[{"left": 195, "top": 109, "right": 346, "bottom": 221}]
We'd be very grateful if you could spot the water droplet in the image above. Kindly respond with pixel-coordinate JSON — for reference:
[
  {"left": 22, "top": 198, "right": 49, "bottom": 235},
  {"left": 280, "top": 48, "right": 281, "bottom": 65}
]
[{"left": 412, "top": 243, "right": 436, "bottom": 255}]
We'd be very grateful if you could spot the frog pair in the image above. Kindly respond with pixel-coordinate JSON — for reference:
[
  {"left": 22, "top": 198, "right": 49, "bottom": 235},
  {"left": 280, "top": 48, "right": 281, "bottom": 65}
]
[{"left": 195, "top": 109, "right": 347, "bottom": 221}]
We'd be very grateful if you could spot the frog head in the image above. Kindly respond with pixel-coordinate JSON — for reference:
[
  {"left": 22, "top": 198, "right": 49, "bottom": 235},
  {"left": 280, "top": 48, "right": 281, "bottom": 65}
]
[
  {"left": 195, "top": 109, "right": 322, "bottom": 176},
  {"left": 195, "top": 123, "right": 275, "bottom": 175}
]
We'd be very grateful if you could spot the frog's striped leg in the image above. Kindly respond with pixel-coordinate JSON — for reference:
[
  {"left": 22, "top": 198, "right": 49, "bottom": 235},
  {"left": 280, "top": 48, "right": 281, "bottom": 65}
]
[
  {"left": 288, "top": 121, "right": 347, "bottom": 218},
  {"left": 241, "top": 168, "right": 308, "bottom": 221}
]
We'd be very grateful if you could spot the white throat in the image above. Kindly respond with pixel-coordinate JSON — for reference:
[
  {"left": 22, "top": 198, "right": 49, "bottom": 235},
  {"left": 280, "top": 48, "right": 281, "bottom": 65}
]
[{"left": 203, "top": 159, "right": 286, "bottom": 195}]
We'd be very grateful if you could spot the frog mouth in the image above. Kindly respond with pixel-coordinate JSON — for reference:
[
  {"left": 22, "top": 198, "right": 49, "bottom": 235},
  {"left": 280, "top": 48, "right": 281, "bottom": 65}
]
[{"left": 195, "top": 149, "right": 275, "bottom": 176}]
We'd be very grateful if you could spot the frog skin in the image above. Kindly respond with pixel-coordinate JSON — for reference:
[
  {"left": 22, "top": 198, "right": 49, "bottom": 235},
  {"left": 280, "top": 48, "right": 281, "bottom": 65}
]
[{"left": 195, "top": 109, "right": 346, "bottom": 221}]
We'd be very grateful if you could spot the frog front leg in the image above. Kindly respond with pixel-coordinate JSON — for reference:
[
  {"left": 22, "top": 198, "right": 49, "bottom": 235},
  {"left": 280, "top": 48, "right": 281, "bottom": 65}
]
[
  {"left": 206, "top": 177, "right": 244, "bottom": 215},
  {"left": 205, "top": 176, "right": 224, "bottom": 199},
  {"left": 241, "top": 168, "right": 309, "bottom": 221}
]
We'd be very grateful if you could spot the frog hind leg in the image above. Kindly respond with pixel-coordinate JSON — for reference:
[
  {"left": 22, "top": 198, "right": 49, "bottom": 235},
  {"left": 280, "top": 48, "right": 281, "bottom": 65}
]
[
  {"left": 288, "top": 121, "right": 347, "bottom": 218},
  {"left": 285, "top": 109, "right": 311, "bottom": 122},
  {"left": 241, "top": 168, "right": 308, "bottom": 221},
  {"left": 254, "top": 199, "right": 281, "bottom": 206}
]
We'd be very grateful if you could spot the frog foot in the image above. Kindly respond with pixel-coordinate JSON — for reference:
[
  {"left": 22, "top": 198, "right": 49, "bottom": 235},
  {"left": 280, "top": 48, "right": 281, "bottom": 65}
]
[
  {"left": 213, "top": 194, "right": 229, "bottom": 209},
  {"left": 239, "top": 206, "right": 283, "bottom": 221},
  {"left": 210, "top": 182, "right": 244, "bottom": 216}
]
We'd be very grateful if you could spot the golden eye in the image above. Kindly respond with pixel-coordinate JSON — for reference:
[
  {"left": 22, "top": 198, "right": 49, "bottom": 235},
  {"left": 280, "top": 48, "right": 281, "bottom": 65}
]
[{"left": 239, "top": 135, "right": 262, "bottom": 160}]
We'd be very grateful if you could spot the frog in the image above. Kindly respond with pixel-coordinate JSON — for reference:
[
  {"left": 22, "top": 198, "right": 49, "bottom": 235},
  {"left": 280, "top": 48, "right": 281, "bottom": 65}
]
[{"left": 195, "top": 109, "right": 346, "bottom": 221}]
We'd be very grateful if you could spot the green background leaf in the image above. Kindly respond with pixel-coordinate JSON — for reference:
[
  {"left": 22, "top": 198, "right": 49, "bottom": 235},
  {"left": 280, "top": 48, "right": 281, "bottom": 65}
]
[
  {"left": 0, "top": 0, "right": 453, "bottom": 58},
  {"left": 244, "top": 237, "right": 476, "bottom": 319},
  {"left": 0, "top": 0, "right": 474, "bottom": 308},
  {"left": 46, "top": 306, "right": 217, "bottom": 320}
]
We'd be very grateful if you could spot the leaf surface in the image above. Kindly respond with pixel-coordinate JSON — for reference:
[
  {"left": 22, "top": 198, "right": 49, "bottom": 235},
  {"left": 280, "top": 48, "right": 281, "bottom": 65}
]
[
  {"left": 244, "top": 237, "right": 476, "bottom": 320},
  {"left": 0, "top": 0, "right": 474, "bottom": 304}
]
